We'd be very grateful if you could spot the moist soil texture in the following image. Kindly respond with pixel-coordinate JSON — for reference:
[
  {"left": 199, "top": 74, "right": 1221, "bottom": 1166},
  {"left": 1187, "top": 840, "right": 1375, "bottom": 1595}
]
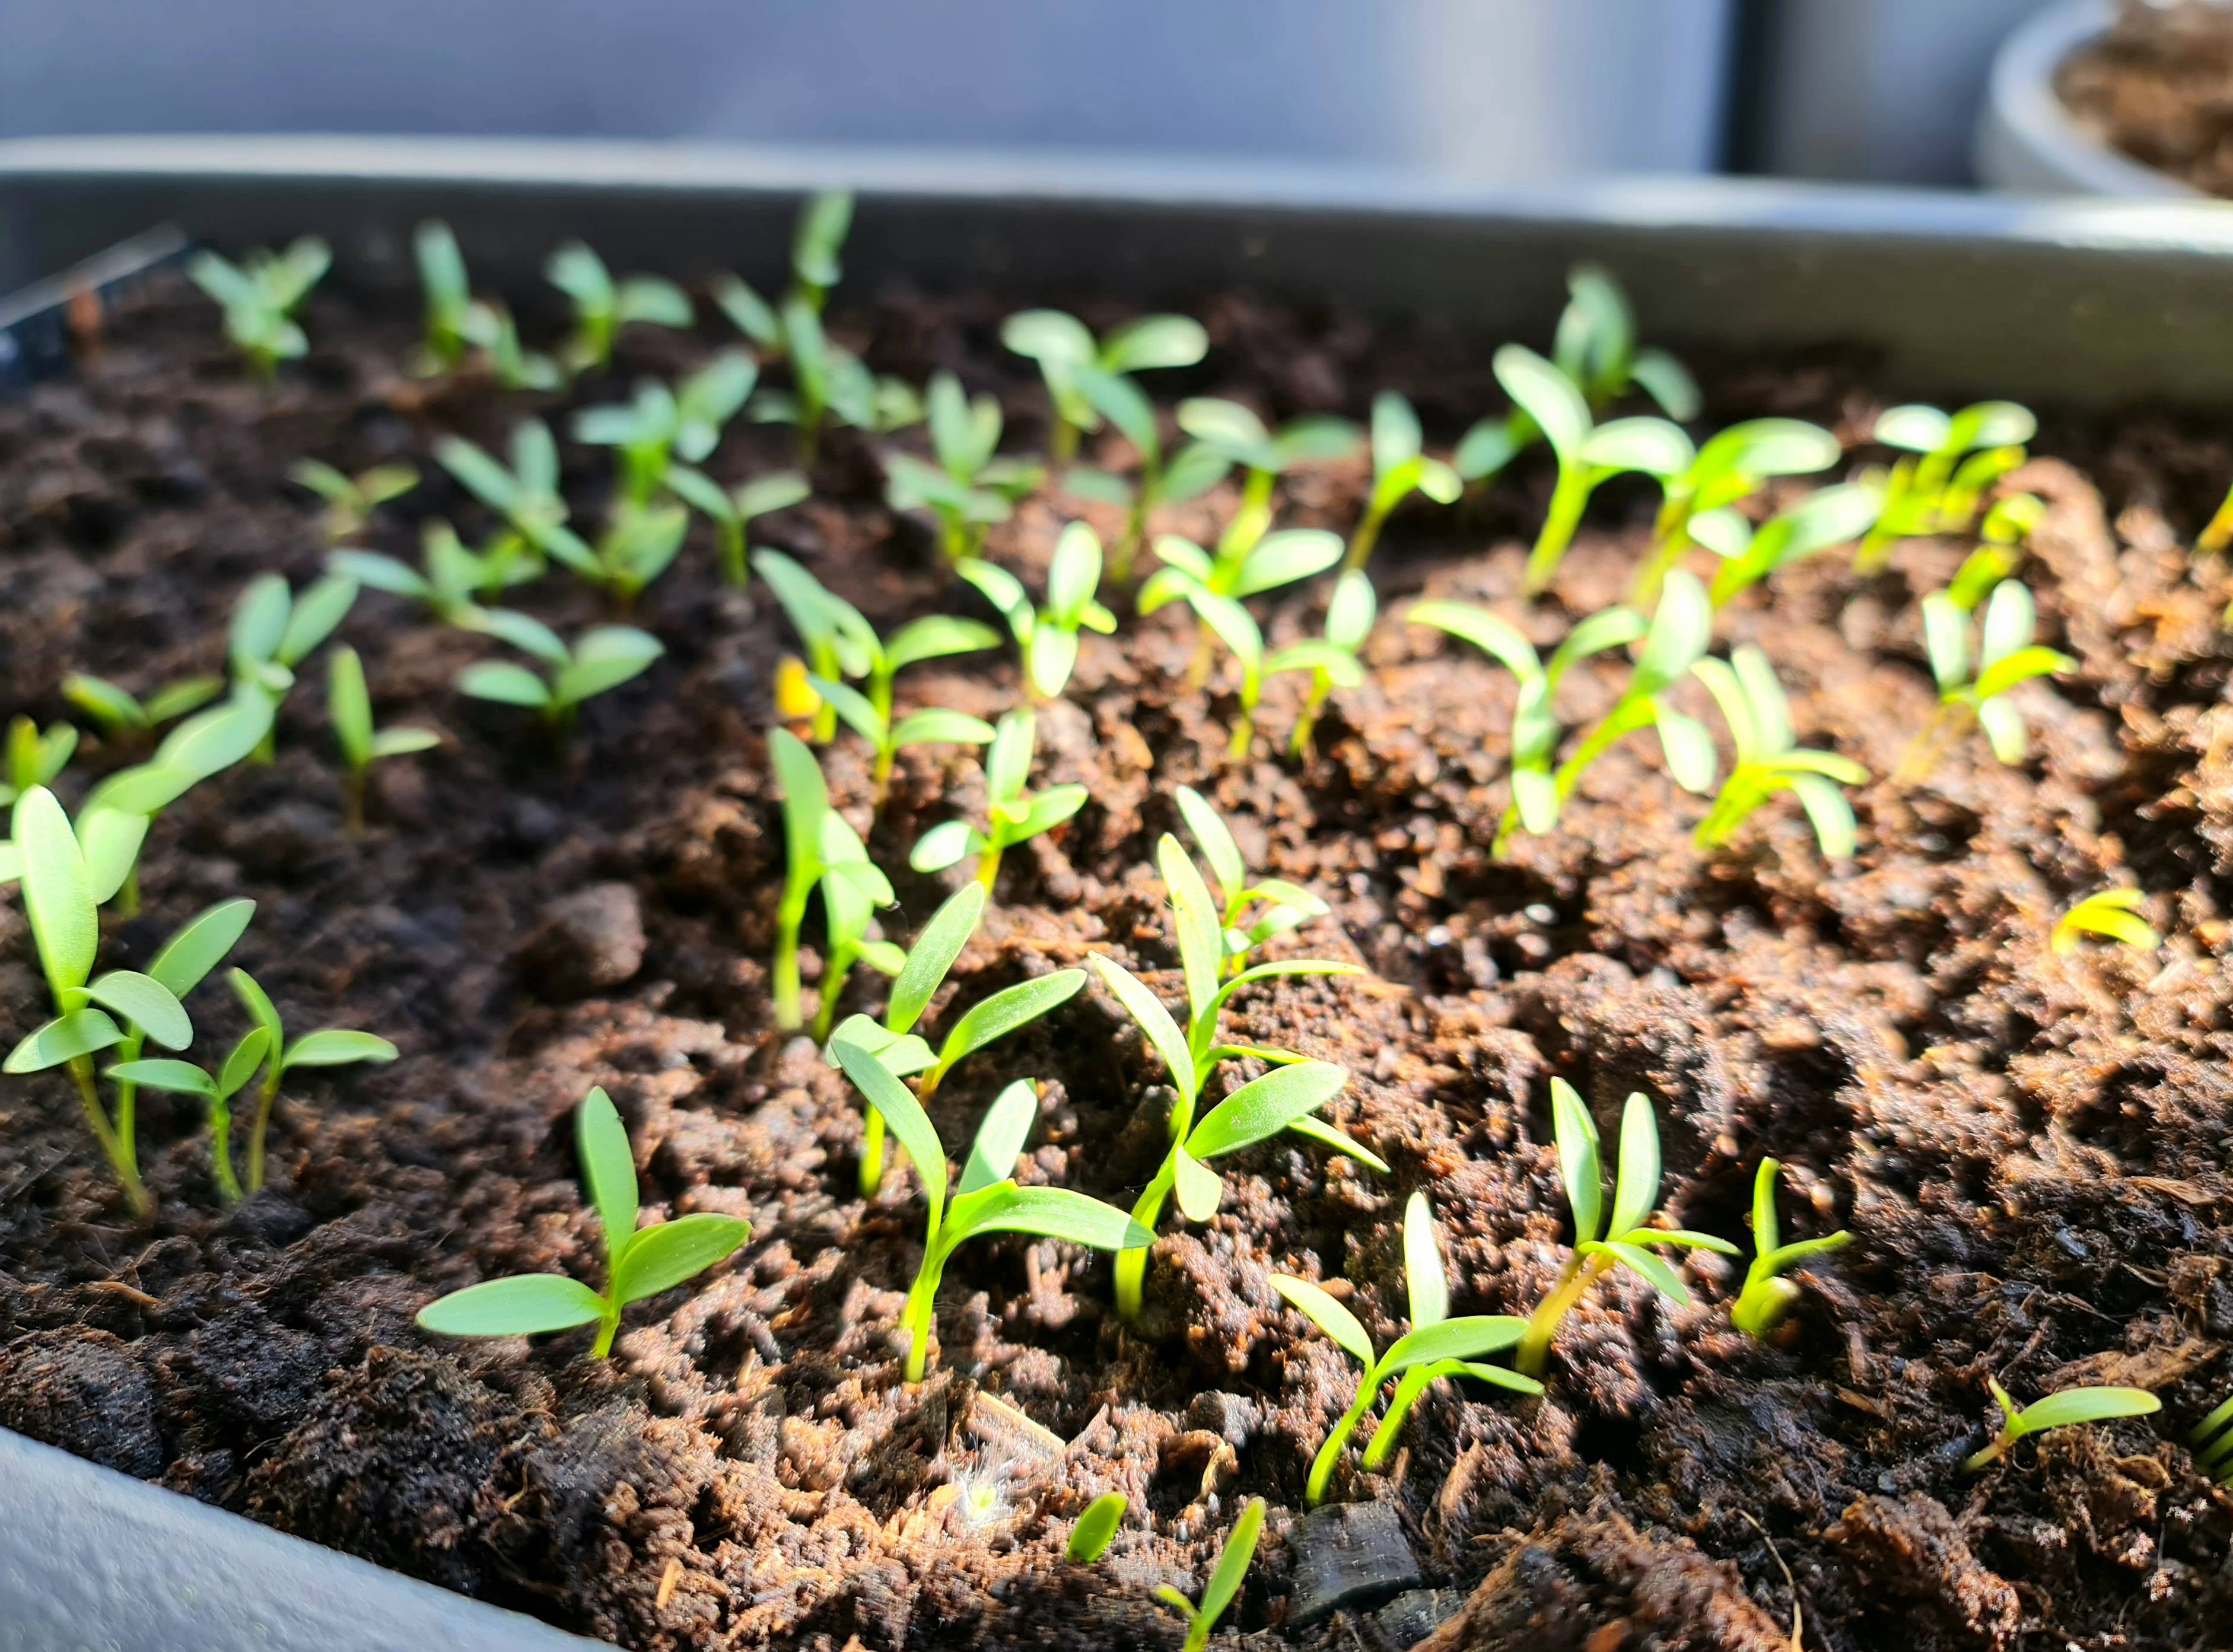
[
  {"left": 2, "top": 270, "right": 2232, "bottom": 1652},
  {"left": 2062, "top": 12, "right": 2233, "bottom": 197}
]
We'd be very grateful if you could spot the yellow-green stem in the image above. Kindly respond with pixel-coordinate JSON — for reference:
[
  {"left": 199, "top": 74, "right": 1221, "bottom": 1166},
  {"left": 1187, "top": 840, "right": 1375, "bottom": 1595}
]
[
  {"left": 1306, "top": 1387, "right": 1376, "bottom": 1505},
  {"left": 1114, "top": 1164, "right": 1173, "bottom": 1320},
  {"left": 1522, "top": 473, "right": 1589, "bottom": 596},
  {"left": 1516, "top": 1250, "right": 1611, "bottom": 1377},
  {"left": 900, "top": 1256, "right": 943, "bottom": 1381},
  {"left": 772, "top": 885, "right": 809, "bottom": 1030},
  {"left": 1342, "top": 503, "right": 1389, "bottom": 575},
  {"left": 71, "top": 1055, "right": 148, "bottom": 1217},
  {"left": 858, "top": 1106, "right": 887, "bottom": 1197},
  {"left": 2201, "top": 490, "right": 2233, "bottom": 557},
  {"left": 591, "top": 1301, "right": 620, "bottom": 1358},
  {"left": 975, "top": 842, "right": 1004, "bottom": 895},
  {"left": 1962, "top": 1430, "right": 2016, "bottom": 1473},
  {"left": 246, "top": 1069, "right": 281, "bottom": 1193},
  {"left": 209, "top": 1096, "right": 242, "bottom": 1205},
  {"left": 1362, "top": 1366, "right": 1434, "bottom": 1470}
]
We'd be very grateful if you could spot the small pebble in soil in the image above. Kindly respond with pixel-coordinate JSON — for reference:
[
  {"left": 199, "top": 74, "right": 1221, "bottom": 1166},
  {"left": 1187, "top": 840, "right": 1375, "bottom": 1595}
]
[{"left": 1287, "top": 1500, "right": 1423, "bottom": 1625}]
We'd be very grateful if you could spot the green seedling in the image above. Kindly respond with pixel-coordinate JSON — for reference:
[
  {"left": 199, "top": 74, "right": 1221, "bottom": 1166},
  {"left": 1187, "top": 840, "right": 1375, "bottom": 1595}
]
[
  {"left": 419, "top": 1086, "right": 750, "bottom": 1357},
  {"left": 290, "top": 459, "right": 418, "bottom": 544},
  {"left": 1142, "top": 524, "right": 1344, "bottom": 617},
  {"left": 666, "top": 469, "right": 810, "bottom": 589},
  {"left": 578, "top": 502, "right": 691, "bottom": 610},
  {"left": 1854, "top": 401, "right": 2037, "bottom": 572},
  {"left": 412, "top": 220, "right": 475, "bottom": 373},
  {"left": 1290, "top": 569, "right": 1376, "bottom": 757},
  {"left": 1900, "top": 579, "right": 2073, "bottom": 782},
  {"left": 2, "top": 786, "right": 203, "bottom": 1214},
  {"left": 228, "top": 967, "right": 397, "bottom": 1193},
  {"left": 459, "top": 297, "right": 562, "bottom": 391},
  {"left": 0, "top": 718, "right": 77, "bottom": 807},
  {"left": 807, "top": 680, "right": 993, "bottom": 810},
  {"left": 2192, "top": 1393, "right": 2233, "bottom": 1485},
  {"left": 1154, "top": 1497, "right": 1265, "bottom": 1652},
  {"left": 766, "top": 727, "right": 890, "bottom": 1033},
  {"left": 1490, "top": 343, "right": 1694, "bottom": 596},
  {"left": 1177, "top": 398, "right": 1360, "bottom": 537},
  {"left": 456, "top": 616, "right": 664, "bottom": 734},
  {"left": 546, "top": 240, "right": 692, "bottom": 373},
  {"left": 437, "top": 419, "right": 594, "bottom": 582},
  {"left": 1093, "top": 835, "right": 1373, "bottom": 1317},
  {"left": 1153, "top": 584, "right": 1357, "bottom": 760},
  {"left": 1274, "top": 1193, "right": 1539, "bottom": 1504},
  {"left": 1947, "top": 494, "right": 2047, "bottom": 612},
  {"left": 883, "top": 371, "right": 1045, "bottom": 561},
  {"left": 958, "top": 527, "right": 1117, "bottom": 702},
  {"left": 330, "top": 520, "right": 530, "bottom": 622},
  {"left": 1690, "top": 645, "right": 1868, "bottom": 857},
  {"left": 825, "top": 883, "right": 1087, "bottom": 1190},
  {"left": 1343, "top": 392, "right": 1461, "bottom": 572},
  {"left": 574, "top": 354, "right": 758, "bottom": 506},
  {"left": 107, "top": 1027, "right": 271, "bottom": 1204},
  {"left": 327, "top": 645, "right": 439, "bottom": 837},
  {"left": 186, "top": 236, "right": 330, "bottom": 377},
  {"left": 1963, "top": 1379, "right": 2159, "bottom": 1473},
  {"left": 755, "top": 548, "right": 861, "bottom": 743},
  {"left": 1172, "top": 786, "right": 1332, "bottom": 979},
  {"left": 911, "top": 708, "right": 1087, "bottom": 893},
  {"left": 1696, "top": 482, "right": 1884, "bottom": 610},
  {"left": 1063, "top": 365, "right": 1230, "bottom": 581},
  {"left": 229, "top": 570, "right": 361, "bottom": 763},
  {"left": 62, "top": 672, "right": 224, "bottom": 744},
  {"left": 1937, "top": 445, "right": 2028, "bottom": 534},
  {"left": 1065, "top": 1491, "right": 1128, "bottom": 1563},
  {"left": 2051, "top": 889, "right": 2159, "bottom": 955},
  {"left": 1515, "top": 1080, "right": 1738, "bottom": 1376},
  {"left": 748, "top": 298, "right": 921, "bottom": 464},
  {"left": 712, "top": 189, "right": 854, "bottom": 350},
  {"left": 1631, "top": 419, "right": 1843, "bottom": 603},
  {"left": 1002, "top": 308, "right": 1208, "bottom": 463},
  {"left": 1455, "top": 262, "right": 1700, "bottom": 483},
  {"left": 1730, "top": 1158, "right": 1852, "bottom": 1339},
  {"left": 1405, "top": 597, "right": 1646, "bottom": 849},
  {"left": 829, "top": 1043, "right": 1149, "bottom": 1381}
]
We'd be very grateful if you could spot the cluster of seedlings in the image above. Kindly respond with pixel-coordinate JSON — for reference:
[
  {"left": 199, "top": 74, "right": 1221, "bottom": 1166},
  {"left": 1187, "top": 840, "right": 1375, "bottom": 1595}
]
[{"left": 7, "top": 193, "right": 2214, "bottom": 1624}]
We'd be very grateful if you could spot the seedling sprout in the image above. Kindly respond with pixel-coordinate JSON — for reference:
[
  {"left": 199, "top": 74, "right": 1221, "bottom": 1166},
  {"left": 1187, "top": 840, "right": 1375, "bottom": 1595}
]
[
  {"left": 107, "top": 1027, "right": 271, "bottom": 1204},
  {"left": 668, "top": 470, "right": 810, "bottom": 590},
  {"left": 828, "top": 1043, "right": 1149, "bottom": 1381},
  {"left": 332, "top": 521, "right": 528, "bottom": 623},
  {"left": 1854, "top": 401, "right": 2037, "bottom": 573},
  {"left": 1092, "top": 833, "right": 1373, "bottom": 1317},
  {"left": 62, "top": 673, "right": 225, "bottom": 744},
  {"left": 1002, "top": 308, "right": 1208, "bottom": 461},
  {"left": 546, "top": 240, "right": 692, "bottom": 373},
  {"left": 226, "top": 967, "right": 397, "bottom": 1193},
  {"left": 1153, "top": 1497, "right": 1265, "bottom": 1652},
  {"left": 327, "top": 645, "right": 440, "bottom": 836},
  {"left": 1176, "top": 398, "right": 1360, "bottom": 543},
  {"left": 1172, "top": 787, "right": 1333, "bottom": 978},
  {"left": 958, "top": 530, "right": 1117, "bottom": 702},
  {"left": 1405, "top": 597, "right": 1646, "bottom": 850},
  {"left": 766, "top": 727, "right": 892, "bottom": 1032},
  {"left": 1631, "top": 419, "right": 1842, "bottom": 604},
  {"left": 1063, "top": 365, "right": 1230, "bottom": 580},
  {"left": 1729, "top": 1158, "right": 1852, "bottom": 1339},
  {"left": 1697, "top": 482, "right": 1884, "bottom": 610},
  {"left": 1962, "top": 1378, "right": 2159, "bottom": 1473},
  {"left": 1514, "top": 1081, "right": 1738, "bottom": 1377},
  {"left": 2050, "top": 889, "right": 2159, "bottom": 955},
  {"left": 1065, "top": 1491, "right": 1128, "bottom": 1563},
  {"left": 290, "top": 459, "right": 418, "bottom": 544},
  {"left": 0, "top": 718, "right": 76, "bottom": 807},
  {"left": 910, "top": 708, "right": 1087, "bottom": 892},
  {"left": 187, "top": 236, "right": 330, "bottom": 377},
  {"left": 1490, "top": 343, "right": 1694, "bottom": 596},
  {"left": 459, "top": 298, "right": 562, "bottom": 391},
  {"left": 1900, "top": 579, "right": 2073, "bottom": 782},
  {"left": 1273, "top": 1191, "right": 1539, "bottom": 1504},
  {"left": 1947, "top": 494, "right": 2046, "bottom": 612},
  {"left": 574, "top": 354, "right": 758, "bottom": 505},
  {"left": 456, "top": 617, "right": 664, "bottom": 734},
  {"left": 436, "top": 420, "right": 582, "bottom": 583},
  {"left": 823, "top": 883, "right": 1086, "bottom": 1190},
  {"left": 748, "top": 299, "right": 922, "bottom": 464},
  {"left": 411, "top": 220, "right": 475, "bottom": 373},
  {"left": 1149, "top": 584, "right": 1359, "bottom": 760},
  {"left": 882, "top": 371, "right": 1044, "bottom": 561},
  {"left": 1343, "top": 392, "right": 1461, "bottom": 572},
  {"left": 418, "top": 1086, "right": 750, "bottom": 1357},
  {"left": 1689, "top": 645, "right": 1868, "bottom": 857},
  {"left": 1290, "top": 570, "right": 1376, "bottom": 757},
  {"left": 711, "top": 190, "right": 854, "bottom": 351}
]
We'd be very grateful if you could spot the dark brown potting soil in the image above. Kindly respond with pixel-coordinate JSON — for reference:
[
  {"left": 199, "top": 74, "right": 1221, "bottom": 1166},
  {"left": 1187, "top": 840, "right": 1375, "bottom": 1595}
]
[
  {"left": 1, "top": 272, "right": 2230, "bottom": 1652},
  {"left": 2062, "top": 8, "right": 2233, "bottom": 197}
]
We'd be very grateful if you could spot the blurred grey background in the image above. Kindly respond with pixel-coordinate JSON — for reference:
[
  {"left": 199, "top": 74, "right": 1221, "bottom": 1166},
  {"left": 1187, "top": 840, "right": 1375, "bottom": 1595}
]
[{"left": 0, "top": 0, "right": 2066, "bottom": 186}]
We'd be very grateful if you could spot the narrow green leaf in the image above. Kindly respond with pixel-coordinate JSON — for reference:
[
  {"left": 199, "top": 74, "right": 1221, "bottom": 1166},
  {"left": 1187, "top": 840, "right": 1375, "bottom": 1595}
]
[
  {"left": 277, "top": 574, "right": 359, "bottom": 666},
  {"left": 1548, "top": 1078, "right": 1603, "bottom": 1246},
  {"left": 12, "top": 787, "right": 96, "bottom": 1000},
  {"left": 890, "top": 709, "right": 995, "bottom": 749},
  {"left": 1284, "top": 1113, "right": 1388, "bottom": 1173},
  {"left": 1605, "top": 1093, "right": 1662, "bottom": 1240},
  {"left": 831, "top": 1039, "right": 947, "bottom": 1225},
  {"left": 2012, "top": 1386, "right": 2161, "bottom": 1438},
  {"left": 1494, "top": 344, "right": 1590, "bottom": 460},
  {"left": 1088, "top": 954, "right": 1194, "bottom": 1099},
  {"left": 280, "top": 1029, "right": 397, "bottom": 1070},
  {"left": 936, "top": 970, "right": 1086, "bottom": 1069},
  {"left": 1160, "top": 835, "right": 1224, "bottom": 1027},
  {"left": 1187, "top": 1060, "right": 1345, "bottom": 1160},
  {"left": 959, "top": 1079, "right": 1038, "bottom": 1196},
  {"left": 1067, "top": 1491, "right": 1128, "bottom": 1563},
  {"left": 575, "top": 1086, "right": 640, "bottom": 1261},
  {"left": 85, "top": 970, "right": 190, "bottom": 1049},
  {"left": 1404, "top": 1191, "right": 1449, "bottom": 1329},
  {"left": 909, "top": 819, "right": 979, "bottom": 874},
  {"left": 230, "top": 969, "right": 285, "bottom": 1061},
  {"left": 104, "top": 1057, "right": 215, "bottom": 1097},
  {"left": 218, "top": 1026, "right": 272, "bottom": 1099},
  {"left": 1270, "top": 1274, "right": 1373, "bottom": 1367},
  {"left": 458, "top": 661, "right": 551, "bottom": 708},
  {"left": 1174, "top": 788, "right": 1244, "bottom": 904},
  {"left": 1172, "top": 1146, "right": 1224, "bottom": 1222},
  {"left": 76, "top": 809, "right": 149, "bottom": 907},
  {"left": 613, "top": 1212, "right": 752, "bottom": 1304},
  {"left": 941, "top": 1183, "right": 1151, "bottom": 1252},
  {"left": 1595, "top": 1239, "right": 1692, "bottom": 1306},
  {"left": 416, "top": 1274, "right": 608, "bottom": 1338},
  {"left": 329, "top": 645, "right": 373, "bottom": 769},
  {"left": 5, "top": 1008, "right": 125, "bottom": 1073},
  {"left": 1379, "top": 1314, "right": 1528, "bottom": 1376},
  {"left": 888, "top": 885, "right": 982, "bottom": 1034},
  {"left": 1197, "top": 1498, "right": 1267, "bottom": 1635}
]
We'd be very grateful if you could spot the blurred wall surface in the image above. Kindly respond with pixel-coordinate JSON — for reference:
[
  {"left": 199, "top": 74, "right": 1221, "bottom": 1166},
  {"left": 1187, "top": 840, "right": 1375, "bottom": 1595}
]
[
  {"left": 1747, "top": 0, "right": 2046, "bottom": 183},
  {"left": 0, "top": 0, "right": 1733, "bottom": 181}
]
